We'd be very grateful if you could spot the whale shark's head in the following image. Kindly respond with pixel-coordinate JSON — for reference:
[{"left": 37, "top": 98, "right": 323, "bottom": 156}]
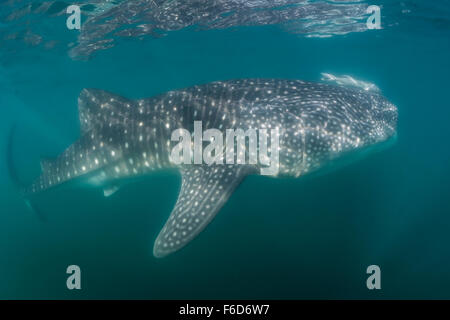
[
  {"left": 290, "top": 85, "right": 399, "bottom": 177},
  {"left": 368, "top": 93, "right": 398, "bottom": 142},
  {"left": 318, "top": 75, "right": 398, "bottom": 144}
]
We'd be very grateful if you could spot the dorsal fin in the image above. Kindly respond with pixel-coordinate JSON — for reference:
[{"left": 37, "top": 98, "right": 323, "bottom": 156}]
[
  {"left": 40, "top": 157, "right": 54, "bottom": 171},
  {"left": 78, "top": 88, "right": 135, "bottom": 133},
  {"left": 321, "top": 73, "right": 380, "bottom": 92}
]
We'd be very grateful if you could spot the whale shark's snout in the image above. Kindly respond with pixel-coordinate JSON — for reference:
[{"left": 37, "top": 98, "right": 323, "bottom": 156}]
[
  {"left": 370, "top": 96, "right": 398, "bottom": 141},
  {"left": 383, "top": 105, "right": 398, "bottom": 138},
  {"left": 380, "top": 104, "right": 398, "bottom": 138}
]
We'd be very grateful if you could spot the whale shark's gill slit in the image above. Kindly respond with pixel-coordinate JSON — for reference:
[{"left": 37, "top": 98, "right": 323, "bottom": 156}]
[
  {"left": 153, "top": 165, "right": 251, "bottom": 258},
  {"left": 78, "top": 88, "right": 135, "bottom": 133}
]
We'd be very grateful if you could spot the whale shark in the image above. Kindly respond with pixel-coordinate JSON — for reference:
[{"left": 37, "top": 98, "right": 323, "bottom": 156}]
[{"left": 10, "top": 78, "right": 398, "bottom": 257}]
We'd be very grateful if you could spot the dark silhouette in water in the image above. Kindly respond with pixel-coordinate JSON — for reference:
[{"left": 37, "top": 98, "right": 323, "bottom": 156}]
[{"left": 7, "top": 125, "right": 47, "bottom": 221}]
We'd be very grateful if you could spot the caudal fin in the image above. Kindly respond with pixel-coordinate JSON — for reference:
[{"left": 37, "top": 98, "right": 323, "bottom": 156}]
[
  {"left": 7, "top": 125, "right": 23, "bottom": 189},
  {"left": 7, "top": 125, "right": 47, "bottom": 221}
]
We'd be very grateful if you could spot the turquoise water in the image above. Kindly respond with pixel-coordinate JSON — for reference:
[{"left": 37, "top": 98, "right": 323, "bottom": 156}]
[{"left": 1, "top": 1, "right": 450, "bottom": 299}]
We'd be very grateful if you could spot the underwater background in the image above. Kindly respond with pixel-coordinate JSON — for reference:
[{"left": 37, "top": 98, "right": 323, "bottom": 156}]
[{"left": 0, "top": 0, "right": 450, "bottom": 299}]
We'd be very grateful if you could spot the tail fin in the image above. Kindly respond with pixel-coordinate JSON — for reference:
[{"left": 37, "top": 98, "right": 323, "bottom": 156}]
[
  {"left": 7, "top": 125, "right": 47, "bottom": 221},
  {"left": 7, "top": 125, "right": 23, "bottom": 189}
]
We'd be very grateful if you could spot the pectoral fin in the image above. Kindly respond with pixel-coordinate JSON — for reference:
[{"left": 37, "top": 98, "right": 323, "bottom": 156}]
[
  {"left": 153, "top": 165, "right": 250, "bottom": 258},
  {"left": 103, "top": 185, "right": 120, "bottom": 197}
]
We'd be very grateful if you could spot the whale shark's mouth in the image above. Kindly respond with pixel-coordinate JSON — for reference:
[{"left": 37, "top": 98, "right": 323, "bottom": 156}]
[
  {"left": 302, "top": 133, "right": 398, "bottom": 179},
  {"left": 378, "top": 103, "right": 398, "bottom": 139}
]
